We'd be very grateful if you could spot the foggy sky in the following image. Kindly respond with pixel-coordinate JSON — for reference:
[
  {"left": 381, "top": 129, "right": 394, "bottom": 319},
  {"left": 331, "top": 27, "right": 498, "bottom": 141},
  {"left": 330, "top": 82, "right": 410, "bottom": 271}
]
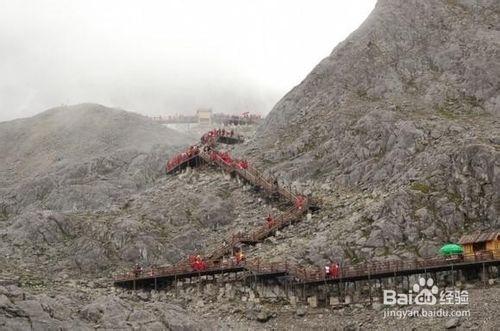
[{"left": 0, "top": 0, "right": 375, "bottom": 122}]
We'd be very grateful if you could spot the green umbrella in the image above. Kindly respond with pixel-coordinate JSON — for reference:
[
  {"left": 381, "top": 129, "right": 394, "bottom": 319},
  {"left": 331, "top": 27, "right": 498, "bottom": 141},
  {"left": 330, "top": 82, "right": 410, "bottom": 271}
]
[{"left": 439, "top": 243, "right": 463, "bottom": 255}]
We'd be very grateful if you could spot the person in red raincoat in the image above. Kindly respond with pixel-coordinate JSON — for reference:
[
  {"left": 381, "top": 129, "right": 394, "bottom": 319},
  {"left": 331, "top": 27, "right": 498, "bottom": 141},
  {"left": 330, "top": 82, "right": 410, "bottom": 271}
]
[
  {"left": 133, "top": 264, "right": 143, "bottom": 277},
  {"left": 190, "top": 255, "right": 207, "bottom": 271},
  {"left": 295, "top": 196, "right": 306, "bottom": 210},
  {"left": 266, "top": 214, "right": 274, "bottom": 229},
  {"left": 234, "top": 250, "right": 245, "bottom": 264},
  {"left": 330, "top": 262, "right": 340, "bottom": 278}
]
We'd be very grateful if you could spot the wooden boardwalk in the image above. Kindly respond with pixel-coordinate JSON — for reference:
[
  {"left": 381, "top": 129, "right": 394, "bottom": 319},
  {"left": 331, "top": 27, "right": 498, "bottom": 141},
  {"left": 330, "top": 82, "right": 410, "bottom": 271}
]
[
  {"left": 115, "top": 130, "right": 499, "bottom": 298},
  {"left": 114, "top": 252, "right": 500, "bottom": 290}
]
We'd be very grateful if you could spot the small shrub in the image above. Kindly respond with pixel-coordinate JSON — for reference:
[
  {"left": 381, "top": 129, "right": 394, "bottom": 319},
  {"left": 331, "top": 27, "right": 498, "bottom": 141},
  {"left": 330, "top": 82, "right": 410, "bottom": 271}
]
[{"left": 410, "top": 182, "right": 431, "bottom": 194}]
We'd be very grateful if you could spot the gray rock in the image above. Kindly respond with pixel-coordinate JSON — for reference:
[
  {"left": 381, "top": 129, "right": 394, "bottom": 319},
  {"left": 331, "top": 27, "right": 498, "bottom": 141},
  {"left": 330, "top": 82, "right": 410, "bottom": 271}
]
[
  {"left": 244, "top": 0, "right": 499, "bottom": 264},
  {"left": 296, "top": 307, "right": 307, "bottom": 317},
  {"left": 445, "top": 317, "right": 460, "bottom": 329},
  {"left": 137, "top": 291, "right": 150, "bottom": 301},
  {"left": 0, "top": 294, "right": 11, "bottom": 307},
  {"left": 256, "top": 311, "right": 272, "bottom": 323}
]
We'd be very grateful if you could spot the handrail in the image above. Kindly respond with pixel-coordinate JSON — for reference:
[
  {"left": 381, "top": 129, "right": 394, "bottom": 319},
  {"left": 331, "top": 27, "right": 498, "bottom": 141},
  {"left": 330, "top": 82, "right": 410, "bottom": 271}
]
[
  {"left": 134, "top": 132, "right": 317, "bottom": 285},
  {"left": 114, "top": 252, "right": 500, "bottom": 283}
]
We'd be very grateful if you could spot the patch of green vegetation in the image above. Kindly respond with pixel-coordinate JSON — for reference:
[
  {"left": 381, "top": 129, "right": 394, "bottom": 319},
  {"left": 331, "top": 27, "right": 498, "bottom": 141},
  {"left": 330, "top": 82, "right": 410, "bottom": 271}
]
[
  {"left": 0, "top": 206, "right": 8, "bottom": 221},
  {"left": 355, "top": 88, "right": 382, "bottom": 102},
  {"left": 311, "top": 168, "right": 323, "bottom": 179},
  {"left": 356, "top": 89, "right": 367, "bottom": 99},
  {"left": 361, "top": 216, "right": 375, "bottom": 226},
  {"left": 344, "top": 246, "right": 362, "bottom": 264},
  {"left": 19, "top": 275, "right": 47, "bottom": 289},
  {"left": 464, "top": 95, "right": 483, "bottom": 109},
  {"left": 436, "top": 106, "right": 457, "bottom": 119},
  {"left": 412, "top": 245, "right": 422, "bottom": 258},
  {"left": 448, "top": 192, "right": 463, "bottom": 206},
  {"left": 360, "top": 227, "right": 370, "bottom": 238},
  {"left": 216, "top": 189, "right": 231, "bottom": 200},
  {"left": 436, "top": 95, "right": 485, "bottom": 118},
  {"left": 261, "top": 158, "right": 275, "bottom": 166},
  {"left": 410, "top": 182, "right": 432, "bottom": 194},
  {"left": 462, "top": 217, "right": 478, "bottom": 232},
  {"left": 428, "top": 58, "right": 441, "bottom": 73},
  {"left": 121, "top": 200, "right": 131, "bottom": 210}
]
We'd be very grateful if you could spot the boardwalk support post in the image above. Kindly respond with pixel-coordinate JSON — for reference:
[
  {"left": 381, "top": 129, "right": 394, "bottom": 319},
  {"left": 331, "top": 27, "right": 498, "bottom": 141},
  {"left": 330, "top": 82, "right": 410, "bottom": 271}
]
[
  {"left": 175, "top": 274, "right": 178, "bottom": 297},
  {"left": 368, "top": 271, "right": 372, "bottom": 303},
  {"left": 482, "top": 262, "right": 486, "bottom": 287},
  {"left": 451, "top": 264, "right": 454, "bottom": 287}
]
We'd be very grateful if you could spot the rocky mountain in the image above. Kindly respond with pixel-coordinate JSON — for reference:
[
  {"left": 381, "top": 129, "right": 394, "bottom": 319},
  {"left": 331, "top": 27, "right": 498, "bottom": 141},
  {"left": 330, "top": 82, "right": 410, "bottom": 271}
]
[
  {"left": 0, "top": 103, "right": 192, "bottom": 213},
  {"left": 244, "top": 0, "right": 499, "bottom": 265},
  {"left": 0, "top": 104, "right": 280, "bottom": 329},
  {"left": 0, "top": 104, "right": 216, "bottom": 329},
  {"left": 1, "top": 0, "right": 499, "bottom": 329}
]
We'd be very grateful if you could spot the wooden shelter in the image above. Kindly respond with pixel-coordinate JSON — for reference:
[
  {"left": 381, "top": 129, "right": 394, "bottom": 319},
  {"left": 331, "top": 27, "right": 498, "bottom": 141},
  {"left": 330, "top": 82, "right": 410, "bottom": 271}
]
[{"left": 458, "top": 231, "right": 500, "bottom": 259}]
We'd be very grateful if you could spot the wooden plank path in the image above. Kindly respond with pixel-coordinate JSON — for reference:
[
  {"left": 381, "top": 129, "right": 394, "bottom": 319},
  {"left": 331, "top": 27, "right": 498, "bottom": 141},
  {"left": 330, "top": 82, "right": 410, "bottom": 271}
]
[
  {"left": 114, "top": 252, "right": 500, "bottom": 289},
  {"left": 288, "top": 252, "right": 500, "bottom": 285},
  {"left": 193, "top": 149, "right": 311, "bottom": 261},
  {"left": 125, "top": 133, "right": 314, "bottom": 290},
  {"left": 115, "top": 131, "right": 500, "bottom": 296}
]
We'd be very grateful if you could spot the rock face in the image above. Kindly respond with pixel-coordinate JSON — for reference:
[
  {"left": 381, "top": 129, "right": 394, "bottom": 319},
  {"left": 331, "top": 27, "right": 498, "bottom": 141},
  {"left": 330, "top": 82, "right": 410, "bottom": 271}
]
[
  {"left": 0, "top": 103, "right": 203, "bottom": 274},
  {"left": 0, "top": 284, "right": 204, "bottom": 330},
  {"left": 0, "top": 166, "right": 274, "bottom": 275},
  {"left": 260, "top": 0, "right": 498, "bottom": 138},
  {"left": 0, "top": 103, "right": 192, "bottom": 213},
  {"left": 0, "top": 106, "right": 282, "bottom": 331},
  {"left": 245, "top": 0, "right": 499, "bottom": 263}
]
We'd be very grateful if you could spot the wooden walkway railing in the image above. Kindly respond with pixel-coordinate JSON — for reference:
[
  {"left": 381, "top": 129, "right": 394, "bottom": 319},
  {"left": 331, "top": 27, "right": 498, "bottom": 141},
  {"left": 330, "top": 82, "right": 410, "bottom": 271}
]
[
  {"left": 239, "top": 207, "right": 305, "bottom": 243},
  {"left": 166, "top": 153, "right": 201, "bottom": 174},
  {"left": 118, "top": 132, "right": 498, "bottom": 290},
  {"left": 196, "top": 148, "right": 310, "bottom": 261},
  {"left": 115, "top": 259, "right": 247, "bottom": 282},
  {"left": 136, "top": 131, "right": 315, "bottom": 286},
  {"left": 114, "top": 251, "right": 500, "bottom": 285},
  {"left": 285, "top": 250, "right": 500, "bottom": 284}
]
